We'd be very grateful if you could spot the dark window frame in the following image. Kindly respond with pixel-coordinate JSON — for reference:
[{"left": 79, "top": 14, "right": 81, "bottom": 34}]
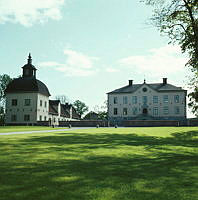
[
  {"left": 11, "top": 114, "right": 17, "bottom": 122},
  {"left": 174, "top": 95, "right": 179, "bottom": 103},
  {"left": 123, "top": 108, "right": 127, "bottom": 115},
  {"left": 12, "top": 99, "right": 17, "bottom": 106},
  {"left": 24, "top": 99, "right": 31, "bottom": 106},
  {"left": 113, "top": 97, "right": 118, "bottom": 104},
  {"left": 113, "top": 108, "right": 118, "bottom": 115},
  {"left": 153, "top": 96, "right": 158, "bottom": 104},
  {"left": 24, "top": 115, "right": 30, "bottom": 121}
]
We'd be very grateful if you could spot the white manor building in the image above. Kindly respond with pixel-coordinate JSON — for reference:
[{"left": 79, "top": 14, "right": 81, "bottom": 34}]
[
  {"left": 5, "top": 54, "right": 80, "bottom": 126},
  {"left": 107, "top": 79, "right": 187, "bottom": 124}
]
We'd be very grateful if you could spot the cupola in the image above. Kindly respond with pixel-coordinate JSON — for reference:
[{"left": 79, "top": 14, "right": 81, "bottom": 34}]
[{"left": 22, "top": 53, "right": 37, "bottom": 78}]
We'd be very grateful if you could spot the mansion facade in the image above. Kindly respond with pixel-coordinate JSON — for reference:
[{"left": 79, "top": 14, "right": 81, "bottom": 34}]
[
  {"left": 107, "top": 79, "right": 187, "bottom": 123},
  {"left": 5, "top": 54, "right": 80, "bottom": 125}
]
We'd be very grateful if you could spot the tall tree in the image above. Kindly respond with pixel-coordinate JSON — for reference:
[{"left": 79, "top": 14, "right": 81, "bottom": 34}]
[
  {"left": 188, "top": 73, "right": 198, "bottom": 116},
  {"left": 73, "top": 100, "right": 88, "bottom": 117},
  {"left": 93, "top": 100, "right": 108, "bottom": 120},
  {"left": 142, "top": 0, "right": 198, "bottom": 114},
  {"left": 0, "top": 74, "right": 12, "bottom": 107},
  {"left": 0, "top": 74, "right": 12, "bottom": 124},
  {"left": 55, "top": 95, "right": 70, "bottom": 104},
  {"left": 142, "top": 0, "right": 197, "bottom": 69}
]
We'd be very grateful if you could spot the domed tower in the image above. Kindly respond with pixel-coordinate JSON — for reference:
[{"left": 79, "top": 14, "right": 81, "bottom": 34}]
[
  {"left": 22, "top": 53, "right": 37, "bottom": 78},
  {"left": 5, "top": 54, "right": 51, "bottom": 125}
]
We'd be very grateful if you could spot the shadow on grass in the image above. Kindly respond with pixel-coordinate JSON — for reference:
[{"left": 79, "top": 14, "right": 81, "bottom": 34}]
[{"left": 0, "top": 130, "right": 198, "bottom": 200}]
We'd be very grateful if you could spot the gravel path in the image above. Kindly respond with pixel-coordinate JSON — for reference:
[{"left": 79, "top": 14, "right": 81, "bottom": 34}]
[{"left": 0, "top": 127, "right": 96, "bottom": 136}]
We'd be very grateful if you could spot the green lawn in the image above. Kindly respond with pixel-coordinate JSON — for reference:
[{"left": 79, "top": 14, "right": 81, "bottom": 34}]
[
  {"left": 0, "top": 126, "right": 67, "bottom": 133},
  {"left": 0, "top": 127, "right": 198, "bottom": 200}
]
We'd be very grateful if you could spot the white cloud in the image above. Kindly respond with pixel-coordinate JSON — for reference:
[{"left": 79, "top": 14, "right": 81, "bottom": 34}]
[
  {"left": 105, "top": 67, "right": 119, "bottom": 73},
  {"left": 39, "top": 49, "right": 98, "bottom": 77},
  {"left": 0, "top": 0, "right": 65, "bottom": 26},
  {"left": 119, "top": 45, "right": 188, "bottom": 77}
]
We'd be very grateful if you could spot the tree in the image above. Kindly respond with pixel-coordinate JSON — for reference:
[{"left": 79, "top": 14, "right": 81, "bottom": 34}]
[
  {"left": 142, "top": 0, "right": 198, "bottom": 114},
  {"left": 0, "top": 74, "right": 12, "bottom": 124},
  {"left": 188, "top": 73, "right": 198, "bottom": 116},
  {"left": 55, "top": 95, "right": 70, "bottom": 104},
  {"left": 73, "top": 100, "right": 88, "bottom": 117},
  {"left": 93, "top": 100, "right": 108, "bottom": 120},
  {"left": 142, "top": 0, "right": 197, "bottom": 69},
  {"left": 83, "top": 111, "right": 99, "bottom": 120},
  {"left": 97, "top": 111, "right": 108, "bottom": 120},
  {"left": 0, "top": 74, "right": 12, "bottom": 107}
]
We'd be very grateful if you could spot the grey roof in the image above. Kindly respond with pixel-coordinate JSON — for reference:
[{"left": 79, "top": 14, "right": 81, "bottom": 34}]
[
  {"left": 107, "top": 83, "right": 186, "bottom": 94},
  {"left": 60, "top": 104, "right": 70, "bottom": 118},
  {"left": 22, "top": 63, "right": 37, "bottom": 70},
  {"left": 5, "top": 77, "right": 51, "bottom": 96},
  {"left": 49, "top": 100, "right": 60, "bottom": 115}
]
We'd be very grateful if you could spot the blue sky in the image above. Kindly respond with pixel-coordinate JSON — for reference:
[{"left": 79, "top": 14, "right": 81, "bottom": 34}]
[{"left": 0, "top": 0, "right": 193, "bottom": 116}]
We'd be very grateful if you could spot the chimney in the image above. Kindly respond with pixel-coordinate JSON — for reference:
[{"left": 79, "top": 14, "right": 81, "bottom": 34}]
[
  {"left": 163, "top": 78, "right": 167, "bottom": 85},
  {"left": 129, "top": 80, "right": 133, "bottom": 86}
]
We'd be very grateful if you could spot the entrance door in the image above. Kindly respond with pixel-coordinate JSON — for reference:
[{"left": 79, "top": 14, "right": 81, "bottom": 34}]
[
  {"left": 49, "top": 118, "right": 51, "bottom": 126},
  {"left": 143, "top": 108, "right": 148, "bottom": 114}
]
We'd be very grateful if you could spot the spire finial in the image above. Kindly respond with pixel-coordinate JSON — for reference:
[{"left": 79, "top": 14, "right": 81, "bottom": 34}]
[
  {"left": 143, "top": 74, "right": 146, "bottom": 84},
  {"left": 28, "top": 53, "right": 32, "bottom": 64}
]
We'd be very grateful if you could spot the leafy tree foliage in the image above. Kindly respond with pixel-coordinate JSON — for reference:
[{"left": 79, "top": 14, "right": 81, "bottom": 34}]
[
  {"left": 188, "top": 73, "right": 198, "bottom": 116},
  {"left": 0, "top": 74, "right": 12, "bottom": 124},
  {"left": 93, "top": 100, "right": 108, "bottom": 120},
  {"left": 142, "top": 0, "right": 197, "bottom": 69},
  {"left": 55, "top": 95, "right": 70, "bottom": 104},
  {"left": 73, "top": 100, "right": 88, "bottom": 117},
  {"left": 0, "top": 74, "right": 12, "bottom": 107},
  {"left": 83, "top": 111, "right": 99, "bottom": 120},
  {"left": 97, "top": 111, "right": 108, "bottom": 120},
  {"left": 142, "top": 0, "right": 198, "bottom": 114}
]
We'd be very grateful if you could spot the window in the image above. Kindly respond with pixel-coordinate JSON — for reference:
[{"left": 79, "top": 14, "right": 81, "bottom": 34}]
[
  {"left": 45, "top": 101, "right": 47, "bottom": 108},
  {"left": 163, "top": 95, "right": 168, "bottom": 103},
  {"left": 174, "top": 95, "right": 179, "bottom": 103},
  {"left": 175, "top": 106, "right": 180, "bottom": 114},
  {"left": 12, "top": 99, "right": 17, "bottom": 106},
  {"left": 44, "top": 116, "right": 47, "bottom": 121},
  {"left": 123, "top": 96, "right": 128, "bottom": 104},
  {"left": 40, "top": 115, "right": 42, "bottom": 121},
  {"left": 153, "top": 107, "right": 158, "bottom": 116},
  {"left": 142, "top": 96, "right": 147, "bottom": 104},
  {"left": 123, "top": 108, "right": 127, "bottom": 115},
  {"left": 11, "top": 115, "right": 17, "bottom": 122},
  {"left": 153, "top": 96, "right": 158, "bottom": 104},
  {"left": 113, "top": 97, "right": 118, "bottom": 104},
  {"left": 163, "top": 107, "right": 169, "bottom": 115},
  {"left": 25, "top": 69, "right": 29, "bottom": 76},
  {"left": 132, "top": 107, "right": 137, "bottom": 115},
  {"left": 142, "top": 87, "right": 147, "bottom": 92},
  {"left": 40, "top": 100, "right": 42, "bottom": 107},
  {"left": 113, "top": 108, "right": 118, "bottom": 115},
  {"left": 24, "top": 115, "right": 30, "bottom": 121},
  {"left": 24, "top": 99, "right": 31, "bottom": 106},
  {"left": 132, "top": 96, "right": 137, "bottom": 104}
]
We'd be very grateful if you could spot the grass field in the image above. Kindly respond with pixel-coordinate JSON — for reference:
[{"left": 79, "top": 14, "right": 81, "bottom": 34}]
[
  {"left": 0, "top": 126, "right": 67, "bottom": 133},
  {"left": 0, "top": 127, "right": 198, "bottom": 200}
]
